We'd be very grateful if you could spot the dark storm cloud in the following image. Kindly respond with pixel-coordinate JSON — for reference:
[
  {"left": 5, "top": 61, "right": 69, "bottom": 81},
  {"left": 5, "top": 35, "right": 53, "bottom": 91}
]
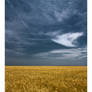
[{"left": 5, "top": 0, "right": 87, "bottom": 65}]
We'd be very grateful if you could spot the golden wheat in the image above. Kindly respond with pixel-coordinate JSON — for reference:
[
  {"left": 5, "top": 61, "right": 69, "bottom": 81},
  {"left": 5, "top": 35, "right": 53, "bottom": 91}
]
[{"left": 5, "top": 66, "right": 87, "bottom": 92}]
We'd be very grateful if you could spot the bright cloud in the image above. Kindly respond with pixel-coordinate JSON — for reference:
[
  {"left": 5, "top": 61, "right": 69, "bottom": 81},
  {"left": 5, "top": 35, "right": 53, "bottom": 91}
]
[{"left": 52, "top": 32, "right": 83, "bottom": 47}]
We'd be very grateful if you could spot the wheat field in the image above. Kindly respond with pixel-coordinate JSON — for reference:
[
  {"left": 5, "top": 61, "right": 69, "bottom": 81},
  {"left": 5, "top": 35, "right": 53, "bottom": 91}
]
[{"left": 5, "top": 66, "right": 87, "bottom": 92}]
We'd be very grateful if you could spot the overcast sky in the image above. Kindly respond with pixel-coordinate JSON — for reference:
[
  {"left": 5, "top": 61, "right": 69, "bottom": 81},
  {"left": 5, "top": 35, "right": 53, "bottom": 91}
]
[{"left": 5, "top": 0, "right": 87, "bottom": 65}]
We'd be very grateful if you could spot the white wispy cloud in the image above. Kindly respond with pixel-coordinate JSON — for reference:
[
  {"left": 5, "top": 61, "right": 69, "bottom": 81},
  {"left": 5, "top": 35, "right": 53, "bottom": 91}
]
[
  {"left": 33, "top": 48, "right": 87, "bottom": 61},
  {"left": 52, "top": 32, "right": 83, "bottom": 47},
  {"left": 50, "top": 48, "right": 87, "bottom": 59}
]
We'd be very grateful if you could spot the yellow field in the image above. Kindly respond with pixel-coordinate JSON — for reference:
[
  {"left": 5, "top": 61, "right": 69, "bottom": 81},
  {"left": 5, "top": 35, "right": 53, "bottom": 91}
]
[{"left": 5, "top": 66, "right": 87, "bottom": 92}]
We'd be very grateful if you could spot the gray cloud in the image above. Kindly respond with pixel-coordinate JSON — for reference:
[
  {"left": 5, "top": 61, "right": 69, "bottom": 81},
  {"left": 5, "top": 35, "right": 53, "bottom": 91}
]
[{"left": 5, "top": 0, "right": 87, "bottom": 65}]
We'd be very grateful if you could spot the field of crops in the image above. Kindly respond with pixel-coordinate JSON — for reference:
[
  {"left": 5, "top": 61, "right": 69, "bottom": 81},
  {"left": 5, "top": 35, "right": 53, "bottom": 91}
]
[{"left": 5, "top": 66, "right": 87, "bottom": 92}]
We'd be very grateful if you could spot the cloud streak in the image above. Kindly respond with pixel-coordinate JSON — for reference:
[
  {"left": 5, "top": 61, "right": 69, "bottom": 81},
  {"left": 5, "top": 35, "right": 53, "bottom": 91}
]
[{"left": 33, "top": 48, "right": 87, "bottom": 65}]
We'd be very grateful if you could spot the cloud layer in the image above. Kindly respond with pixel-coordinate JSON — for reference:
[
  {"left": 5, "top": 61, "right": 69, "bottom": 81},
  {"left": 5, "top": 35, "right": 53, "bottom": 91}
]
[{"left": 5, "top": 0, "right": 87, "bottom": 65}]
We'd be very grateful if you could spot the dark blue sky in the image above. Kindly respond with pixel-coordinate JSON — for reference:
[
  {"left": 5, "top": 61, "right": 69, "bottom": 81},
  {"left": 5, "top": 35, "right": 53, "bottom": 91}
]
[{"left": 5, "top": 0, "right": 87, "bottom": 65}]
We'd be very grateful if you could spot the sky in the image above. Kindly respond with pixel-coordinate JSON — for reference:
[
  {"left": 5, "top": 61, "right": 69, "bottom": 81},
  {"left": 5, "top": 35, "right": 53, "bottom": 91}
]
[{"left": 5, "top": 0, "right": 87, "bottom": 65}]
